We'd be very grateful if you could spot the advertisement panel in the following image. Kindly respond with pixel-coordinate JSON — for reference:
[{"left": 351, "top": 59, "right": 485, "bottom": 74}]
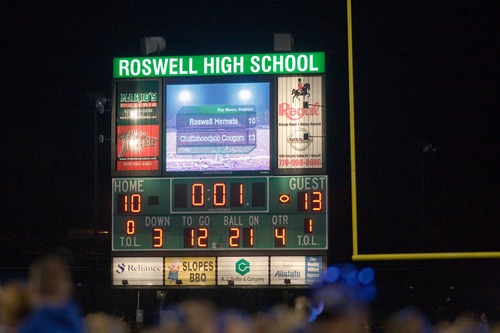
[
  {"left": 217, "top": 257, "right": 268, "bottom": 286},
  {"left": 164, "top": 257, "right": 216, "bottom": 286},
  {"left": 114, "top": 80, "right": 161, "bottom": 173},
  {"left": 112, "top": 257, "right": 164, "bottom": 286},
  {"left": 116, "top": 125, "right": 160, "bottom": 171},
  {"left": 270, "top": 256, "right": 323, "bottom": 285},
  {"left": 277, "top": 76, "right": 324, "bottom": 172}
]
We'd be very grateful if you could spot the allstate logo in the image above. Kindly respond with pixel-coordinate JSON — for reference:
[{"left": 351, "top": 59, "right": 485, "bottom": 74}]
[
  {"left": 288, "top": 128, "right": 312, "bottom": 151},
  {"left": 116, "top": 263, "right": 126, "bottom": 274},
  {"left": 235, "top": 259, "right": 250, "bottom": 276}
]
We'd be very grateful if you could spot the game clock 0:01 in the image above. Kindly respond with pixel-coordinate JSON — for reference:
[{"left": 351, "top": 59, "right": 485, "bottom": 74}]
[{"left": 172, "top": 180, "right": 267, "bottom": 212}]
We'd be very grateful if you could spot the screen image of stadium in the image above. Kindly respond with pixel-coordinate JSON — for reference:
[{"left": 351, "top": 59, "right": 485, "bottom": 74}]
[{"left": 165, "top": 82, "right": 271, "bottom": 174}]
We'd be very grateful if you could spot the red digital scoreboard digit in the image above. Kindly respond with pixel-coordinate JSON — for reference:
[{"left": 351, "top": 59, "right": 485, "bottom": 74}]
[{"left": 112, "top": 176, "right": 327, "bottom": 251}]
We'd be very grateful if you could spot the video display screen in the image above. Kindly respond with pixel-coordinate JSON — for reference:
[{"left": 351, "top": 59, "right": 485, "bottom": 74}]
[{"left": 165, "top": 82, "right": 271, "bottom": 174}]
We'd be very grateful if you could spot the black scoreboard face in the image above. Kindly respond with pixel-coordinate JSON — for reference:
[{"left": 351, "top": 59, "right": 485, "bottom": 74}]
[{"left": 110, "top": 52, "right": 327, "bottom": 286}]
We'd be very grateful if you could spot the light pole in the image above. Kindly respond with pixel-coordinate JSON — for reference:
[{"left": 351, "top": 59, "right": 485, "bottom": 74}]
[
  {"left": 89, "top": 92, "right": 110, "bottom": 310},
  {"left": 420, "top": 143, "right": 439, "bottom": 250}
]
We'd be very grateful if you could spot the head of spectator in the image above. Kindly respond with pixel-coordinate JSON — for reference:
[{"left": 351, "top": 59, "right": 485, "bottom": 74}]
[
  {"left": 436, "top": 312, "right": 491, "bottom": 333},
  {"left": 294, "top": 296, "right": 312, "bottom": 323},
  {"left": 384, "top": 307, "right": 433, "bottom": 333},
  {"left": 307, "top": 284, "right": 369, "bottom": 333},
  {"left": 17, "top": 254, "right": 84, "bottom": 333},
  {"left": 84, "top": 312, "right": 131, "bottom": 333},
  {"left": 216, "top": 308, "right": 252, "bottom": 333},
  {"left": 27, "top": 255, "right": 74, "bottom": 306},
  {"left": 159, "top": 299, "right": 216, "bottom": 333},
  {"left": 0, "top": 281, "right": 32, "bottom": 332},
  {"left": 252, "top": 304, "right": 307, "bottom": 333}
]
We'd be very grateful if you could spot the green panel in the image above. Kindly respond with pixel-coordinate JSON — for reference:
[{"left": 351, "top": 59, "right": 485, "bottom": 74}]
[
  {"left": 112, "top": 176, "right": 328, "bottom": 251},
  {"left": 113, "top": 52, "right": 325, "bottom": 78}
]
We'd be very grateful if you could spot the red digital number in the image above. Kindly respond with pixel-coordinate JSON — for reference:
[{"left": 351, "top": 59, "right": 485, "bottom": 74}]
[
  {"left": 274, "top": 227, "right": 286, "bottom": 247},
  {"left": 213, "top": 183, "right": 226, "bottom": 207},
  {"left": 304, "top": 218, "right": 313, "bottom": 234},
  {"left": 192, "top": 183, "right": 204, "bottom": 207},
  {"left": 126, "top": 220, "right": 135, "bottom": 235},
  {"left": 153, "top": 228, "right": 163, "bottom": 248},
  {"left": 229, "top": 227, "right": 240, "bottom": 247}
]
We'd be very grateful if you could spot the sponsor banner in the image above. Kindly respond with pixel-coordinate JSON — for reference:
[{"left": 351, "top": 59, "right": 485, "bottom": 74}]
[
  {"left": 217, "top": 257, "right": 268, "bottom": 286},
  {"left": 277, "top": 76, "right": 324, "bottom": 170},
  {"left": 164, "top": 257, "right": 216, "bottom": 286},
  {"left": 116, "top": 125, "right": 160, "bottom": 171},
  {"left": 114, "top": 52, "right": 325, "bottom": 78},
  {"left": 270, "top": 256, "right": 323, "bottom": 285},
  {"left": 304, "top": 255, "right": 323, "bottom": 284},
  {"left": 112, "top": 257, "right": 164, "bottom": 286},
  {"left": 116, "top": 80, "right": 161, "bottom": 126}
]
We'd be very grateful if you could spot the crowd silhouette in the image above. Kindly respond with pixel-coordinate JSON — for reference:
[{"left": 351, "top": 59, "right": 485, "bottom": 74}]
[{"left": 1, "top": 255, "right": 498, "bottom": 333}]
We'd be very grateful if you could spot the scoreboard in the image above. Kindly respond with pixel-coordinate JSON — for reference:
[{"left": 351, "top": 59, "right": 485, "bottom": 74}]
[
  {"left": 113, "top": 176, "right": 327, "bottom": 251},
  {"left": 110, "top": 52, "right": 327, "bottom": 287}
]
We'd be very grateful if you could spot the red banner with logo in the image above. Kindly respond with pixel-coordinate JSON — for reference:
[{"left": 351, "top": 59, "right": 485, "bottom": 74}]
[{"left": 116, "top": 125, "right": 160, "bottom": 171}]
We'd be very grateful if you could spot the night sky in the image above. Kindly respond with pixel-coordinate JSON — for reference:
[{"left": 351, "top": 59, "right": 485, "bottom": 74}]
[{"left": 2, "top": 0, "right": 499, "bottom": 323}]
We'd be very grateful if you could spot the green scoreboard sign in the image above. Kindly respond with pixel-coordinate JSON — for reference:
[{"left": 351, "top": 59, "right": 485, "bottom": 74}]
[
  {"left": 111, "top": 51, "right": 328, "bottom": 286},
  {"left": 114, "top": 52, "right": 325, "bottom": 78},
  {"left": 113, "top": 176, "right": 327, "bottom": 251}
]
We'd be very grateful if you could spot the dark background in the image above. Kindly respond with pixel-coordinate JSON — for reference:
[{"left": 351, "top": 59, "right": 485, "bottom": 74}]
[{"left": 1, "top": 0, "right": 498, "bottom": 328}]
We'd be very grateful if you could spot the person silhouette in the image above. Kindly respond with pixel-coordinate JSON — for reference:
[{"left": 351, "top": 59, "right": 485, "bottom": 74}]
[{"left": 17, "top": 255, "right": 84, "bottom": 333}]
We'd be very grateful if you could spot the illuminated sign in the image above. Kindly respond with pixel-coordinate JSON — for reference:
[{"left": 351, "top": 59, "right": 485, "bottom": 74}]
[
  {"left": 277, "top": 76, "right": 324, "bottom": 171},
  {"left": 111, "top": 51, "right": 328, "bottom": 288},
  {"left": 270, "top": 256, "right": 323, "bottom": 285},
  {"left": 165, "top": 82, "right": 270, "bottom": 174},
  {"left": 112, "top": 256, "right": 324, "bottom": 287},
  {"left": 114, "top": 52, "right": 325, "bottom": 78},
  {"left": 217, "top": 257, "right": 269, "bottom": 286},
  {"left": 164, "top": 257, "right": 216, "bottom": 286},
  {"left": 114, "top": 80, "right": 161, "bottom": 173},
  {"left": 112, "top": 257, "right": 164, "bottom": 286},
  {"left": 112, "top": 176, "right": 327, "bottom": 251}
]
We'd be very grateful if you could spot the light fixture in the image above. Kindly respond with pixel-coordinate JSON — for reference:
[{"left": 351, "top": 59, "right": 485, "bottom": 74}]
[
  {"left": 141, "top": 36, "right": 166, "bottom": 55},
  {"left": 228, "top": 280, "right": 235, "bottom": 286},
  {"left": 95, "top": 96, "right": 109, "bottom": 114},
  {"left": 175, "top": 279, "right": 183, "bottom": 285},
  {"left": 284, "top": 279, "right": 291, "bottom": 285},
  {"left": 98, "top": 135, "right": 110, "bottom": 144},
  {"left": 274, "top": 33, "right": 293, "bottom": 51},
  {"left": 122, "top": 280, "right": 129, "bottom": 285}
]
